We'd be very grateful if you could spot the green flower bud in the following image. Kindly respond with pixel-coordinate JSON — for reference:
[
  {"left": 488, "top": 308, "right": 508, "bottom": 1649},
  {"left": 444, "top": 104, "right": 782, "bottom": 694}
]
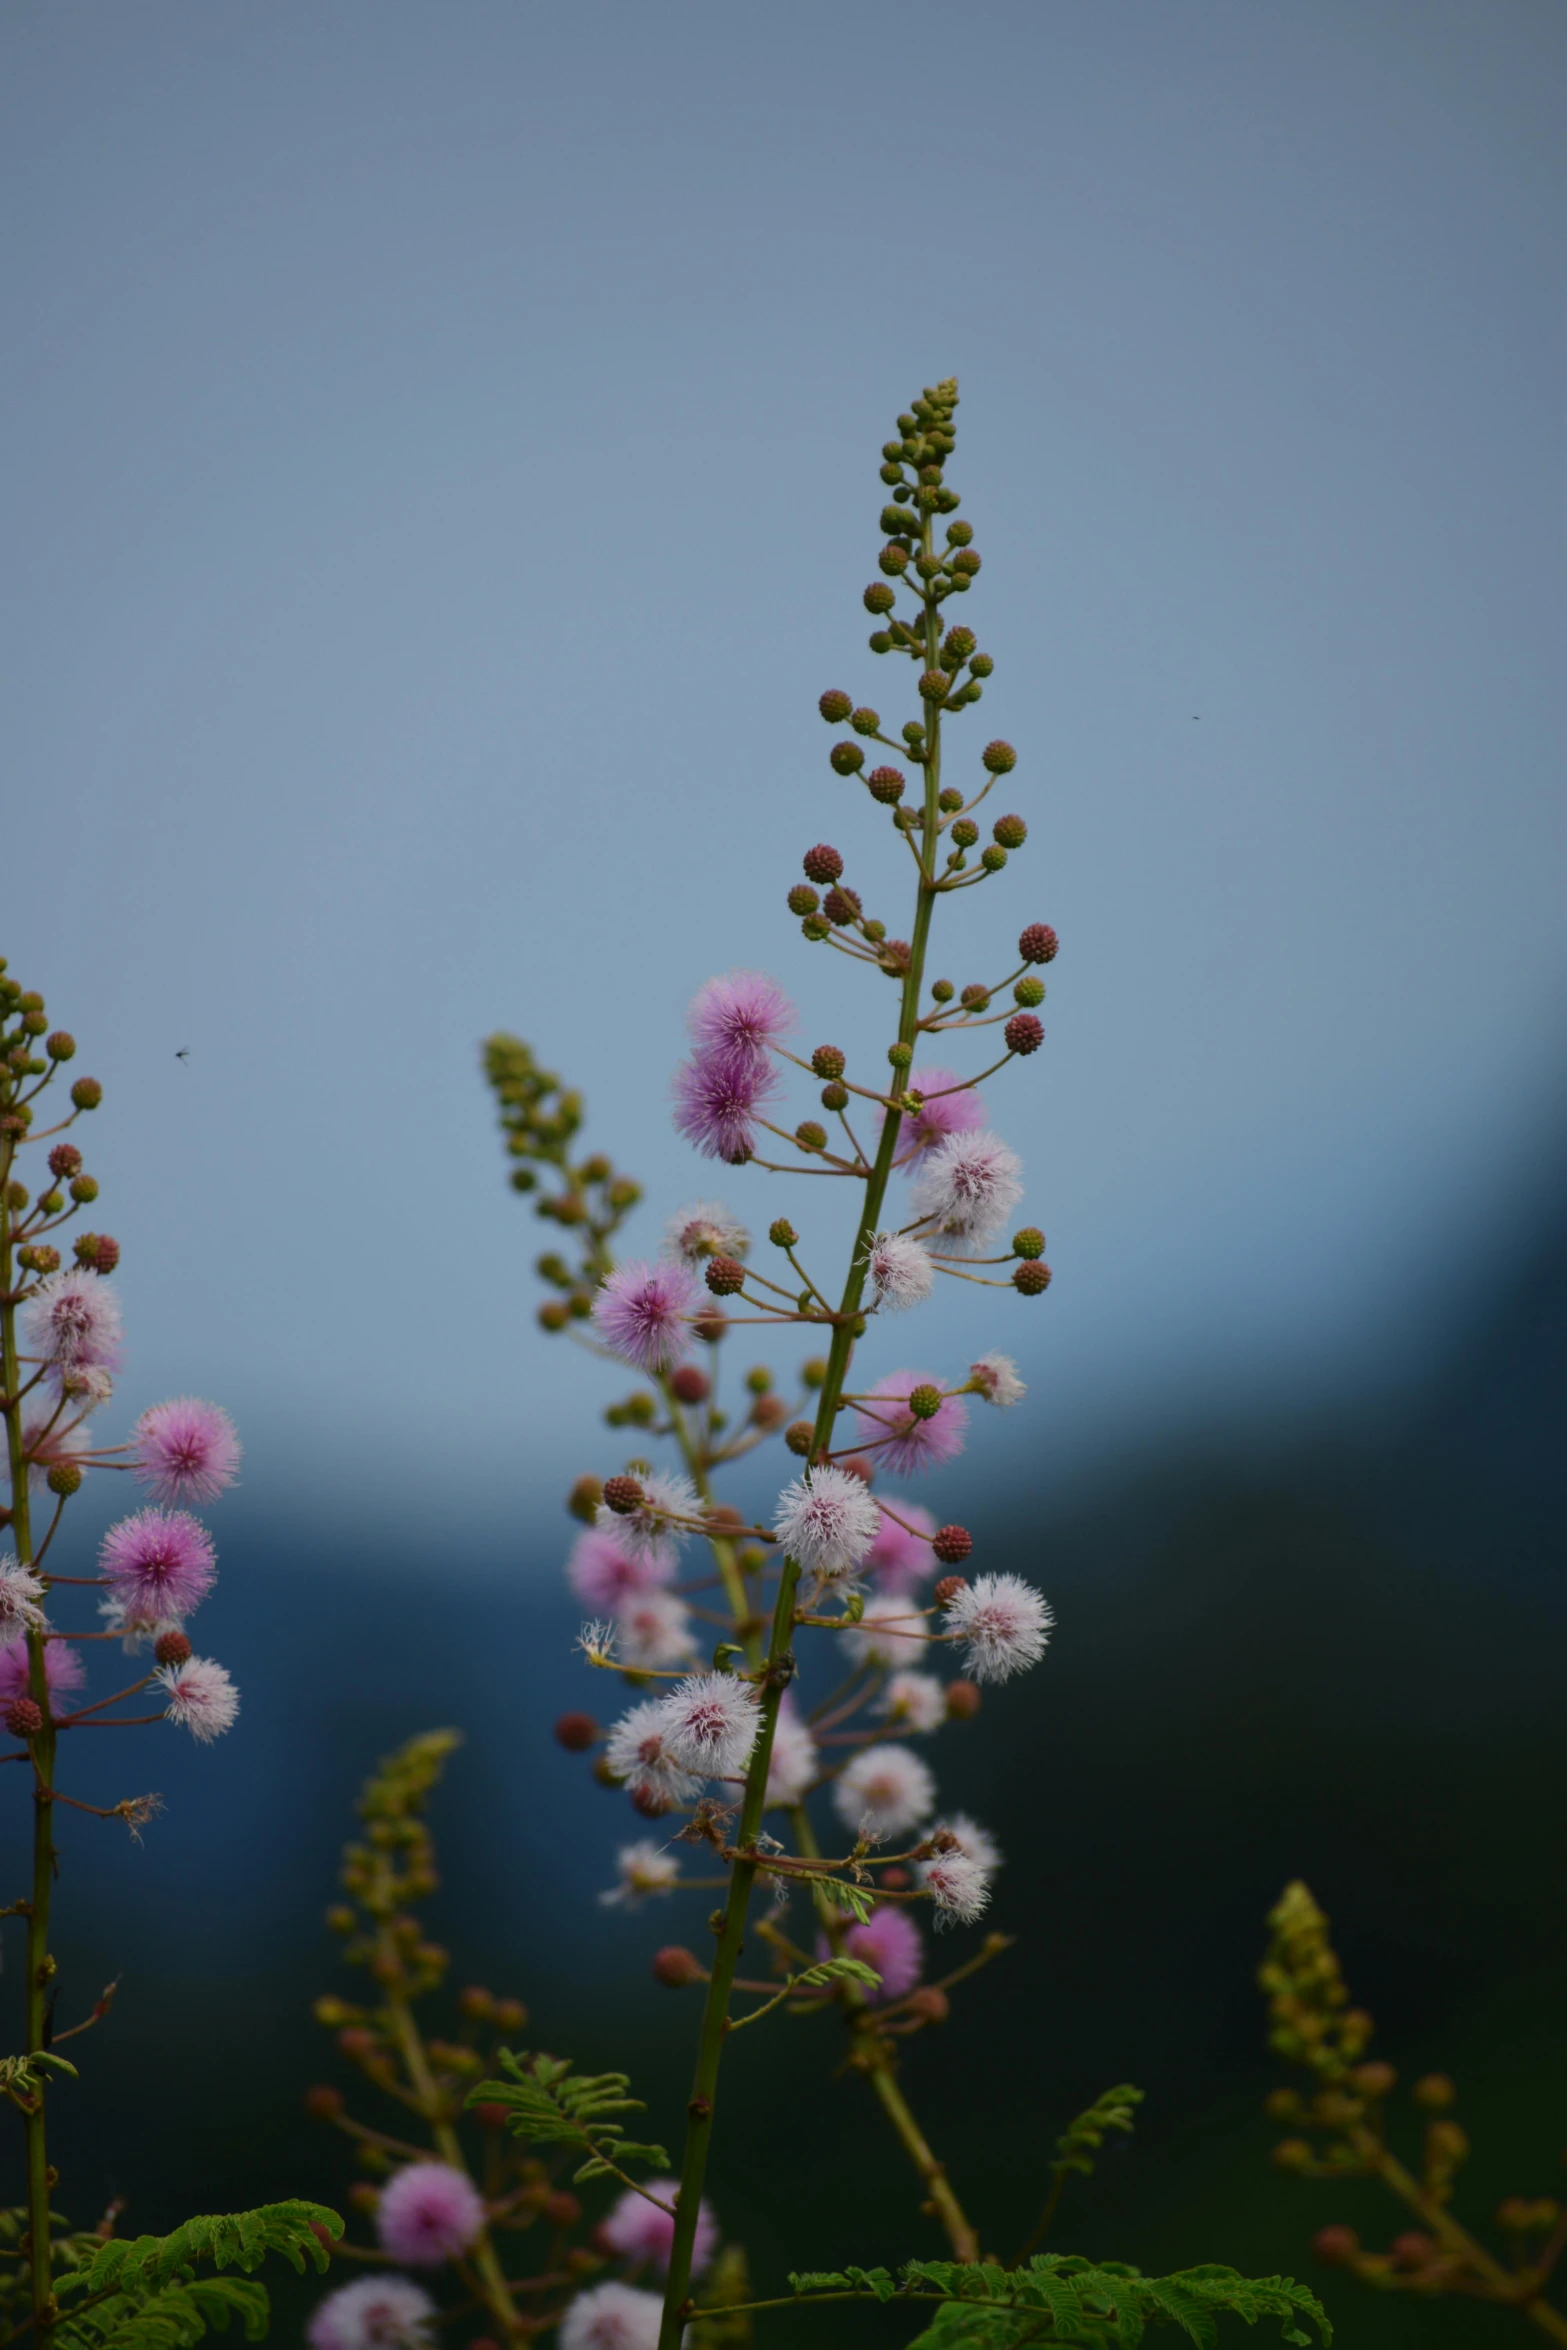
[
  {"left": 981, "top": 845, "right": 1008, "bottom": 872},
  {"left": 970, "top": 653, "right": 994, "bottom": 678},
  {"left": 867, "top": 765, "right": 904, "bottom": 804},
  {"left": 950, "top": 548, "right": 981, "bottom": 576},
  {"left": 880, "top": 505, "right": 918, "bottom": 536},
  {"left": 863, "top": 918, "right": 886, "bottom": 942},
  {"left": 993, "top": 814, "right": 1027, "bottom": 849},
  {"left": 744, "top": 1365, "right": 773, "bottom": 1396},
  {"left": 878, "top": 542, "right": 910, "bottom": 577},
  {"left": 795, "top": 1121, "right": 827, "bottom": 1151},
  {"left": 45, "top": 1031, "right": 76, "bottom": 1061},
  {"left": 930, "top": 978, "right": 955, "bottom": 1003},
  {"left": 918, "top": 670, "right": 950, "bottom": 704},
  {"left": 942, "top": 627, "right": 977, "bottom": 662},
  {"left": 887, "top": 1041, "right": 913, "bottom": 1069},
  {"left": 801, "top": 916, "right": 830, "bottom": 942},
  {"left": 878, "top": 463, "right": 905, "bottom": 486},
  {"left": 881, "top": 441, "right": 907, "bottom": 462},
  {"left": 907, "top": 1383, "right": 943, "bottom": 1420},
  {"left": 70, "top": 1077, "right": 103, "bottom": 1110},
  {"left": 1012, "top": 1226, "right": 1046, "bottom": 1259},
  {"left": 850, "top": 706, "right": 880, "bottom": 736},
  {"left": 788, "top": 884, "right": 820, "bottom": 916},
  {"left": 768, "top": 1218, "right": 798, "bottom": 1249},
  {"left": 1014, "top": 977, "right": 1046, "bottom": 1008},
  {"left": 982, "top": 739, "right": 1016, "bottom": 774},
  {"left": 801, "top": 1357, "right": 828, "bottom": 1389},
  {"left": 538, "top": 1300, "right": 569, "bottom": 1331},
  {"left": 820, "top": 1080, "right": 847, "bottom": 1111},
  {"left": 868, "top": 630, "right": 894, "bottom": 654},
  {"left": 811, "top": 1046, "right": 846, "bottom": 1080},
  {"left": 863, "top": 581, "right": 895, "bottom": 615},
  {"left": 960, "top": 985, "right": 990, "bottom": 1011},
  {"left": 829, "top": 741, "right": 865, "bottom": 775},
  {"left": 17, "top": 993, "right": 44, "bottom": 1014},
  {"left": 934, "top": 487, "right": 960, "bottom": 513},
  {"left": 950, "top": 820, "right": 979, "bottom": 849},
  {"left": 818, "top": 689, "right": 853, "bottom": 723},
  {"left": 21, "top": 1012, "right": 47, "bottom": 1038},
  {"left": 785, "top": 1421, "right": 815, "bottom": 1457},
  {"left": 35, "top": 1189, "right": 63, "bottom": 1216}
]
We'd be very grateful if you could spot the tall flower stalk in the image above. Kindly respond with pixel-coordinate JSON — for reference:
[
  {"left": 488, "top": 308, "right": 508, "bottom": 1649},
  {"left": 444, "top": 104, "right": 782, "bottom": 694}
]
[
  {"left": 0, "top": 967, "right": 244, "bottom": 2345},
  {"left": 489, "top": 380, "right": 1065, "bottom": 2350}
]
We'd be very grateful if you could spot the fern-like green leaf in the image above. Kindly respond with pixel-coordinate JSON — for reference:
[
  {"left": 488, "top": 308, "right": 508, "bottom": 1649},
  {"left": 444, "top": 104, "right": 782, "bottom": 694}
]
[
  {"left": 88, "top": 2204, "right": 341, "bottom": 2294},
  {"left": 467, "top": 2051, "right": 667, "bottom": 2176},
  {"left": 791, "top": 2256, "right": 1330, "bottom": 2346},
  {"left": 791, "top": 1957, "right": 882, "bottom": 1991}
]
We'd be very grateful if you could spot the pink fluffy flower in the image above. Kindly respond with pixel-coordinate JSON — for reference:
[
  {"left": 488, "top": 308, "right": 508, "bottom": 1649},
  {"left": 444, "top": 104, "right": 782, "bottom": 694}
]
[
  {"left": 908, "top": 1129, "right": 1023, "bottom": 1249},
  {"left": 969, "top": 1352, "right": 1026, "bottom": 1408},
  {"left": 685, "top": 970, "right": 793, "bottom": 1067},
  {"left": 559, "top": 2283, "right": 665, "bottom": 2350},
  {"left": 864, "top": 1501, "right": 938, "bottom": 1592},
  {"left": 865, "top": 1232, "right": 934, "bottom": 1314},
  {"left": 600, "top": 2178, "right": 717, "bottom": 2275},
  {"left": 596, "top": 1472, "right": 702, "bottom": 1569},
  {"left": 568, "top": 1526, "right": 672, "bottom": 1612},
  {"left": 888, "top": 1066, "right": 988, "bottom": 1158},
  {"left": 614, "top": 1591, "right": 695, "bottom": 1671},
  {"left": 131, "top": 1398, "right": 242, "bottom": 1503},
  {"left": 0, "top": 1637, "right": 84, "bottom": 1709},
  {"left": 156, "top": 1655, "right": 239, "bottom": 1741},
  {"left": 21, "top": 1410, "right": 88, "bottom": 1493},
  {"left": 773, "top": 1465, "right": 881, "bottom": 1582},
  {"left": 20, "top": 1269, "right": 123, "bottom": 1373},
  {"left": 591, "top": 1261, "right": 702, "bottom": 1374},
  {"left": 854, "top": 1373, "right": 968, "bottom": 1478},
  {"left": 845, "top": 1593, "right": 929, "bottom": 1671},
  {"left": 943, "top": 1573, "right": 1053, "bottom": 1683},
  {"left": 655, "top": 1672, "right": 760, "bottom": 1779},
  {"left": 671, "top": 1048, "right": 779, "bottom": 1164},
  {"left": 817, "top": 1902, "right": 924, "bottom": 2004},
  {"left": 376, "top": 2161, "right": 486, "bottom": 2267},
  {"left": 0, "top": 1560, "right": 46, "bottom": 1639},
  {"left": 833, "top": 1743, "right": 935, "bottom": 1839},
  {"left": 921, "top": 1847, "right": 991, "bottom": 1925},
  {"left": 880, "top": 1670, "right": 947, "bottom": 1734},
  {"left": 605, "top": 1700, "right": 704, "bottom": 1810},
  {"left": 100, "top": 1509, "right": 216, "bottom": 1623},
  {"left": 307, "top": 2276, "right": 436, "bottom": 2350},
  {"left": 662, "top": 1200, "right": 750, "bottom": 1265}
]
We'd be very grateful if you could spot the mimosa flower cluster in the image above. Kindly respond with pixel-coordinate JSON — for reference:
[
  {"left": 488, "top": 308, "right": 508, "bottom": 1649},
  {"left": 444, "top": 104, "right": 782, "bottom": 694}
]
[{"left": 488, "top": 380, "right": 1063, "bottom": 2346}]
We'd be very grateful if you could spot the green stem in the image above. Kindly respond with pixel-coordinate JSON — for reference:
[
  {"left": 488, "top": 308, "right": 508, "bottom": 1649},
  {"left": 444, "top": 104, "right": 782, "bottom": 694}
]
[
  {"left": 2, "top": 1144, "right": 58, "bottom": 2347},
  {"left": 657, "top": 525, "right": 951, "bottom": 2350}
]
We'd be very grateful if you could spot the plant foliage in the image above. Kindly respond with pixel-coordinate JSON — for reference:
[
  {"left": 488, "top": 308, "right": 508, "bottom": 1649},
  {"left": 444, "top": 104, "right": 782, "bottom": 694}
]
[
  {"left": 36, "top": 2203, "right": 343, "bottom": 2350},
  {"left": 784, "top": 2257, "right": 1331, "bottom": 2347},
  {"left": 465, "top": 2050, "right": 670, "bottom": 2185}
]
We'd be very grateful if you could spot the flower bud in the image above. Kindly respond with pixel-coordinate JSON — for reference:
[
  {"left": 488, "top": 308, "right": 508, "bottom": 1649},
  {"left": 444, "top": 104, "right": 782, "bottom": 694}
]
[
  {"left": 1351, "top": 2061, "right": 1396, "bottom": 2099},
  {"left": 971, "top": 653, "right": 994, "bottom": 678},
  {"left": 68, "top": 1175, "right": 99, "bottom": 1204},
  {"left": 337, "top": 2027, "right": 378, "bottom": 2062},
  {"left": 694, "top": 1311, "right": 728, "bottom": 1344},
  {"left": 744, "top": 1365, "right": 773, "bottom": 1395},
  {"left": 942, "top": 626, "right": 977, "bottom": 662},
  {"left": 1005, "top": 1013, "right": 1044, "bottom": 1055},
  {"left": 822, "top": 886, "right": 861, "bottom": 926},
  {"left": 18, "top": 1245, "right": 61, "bottom": 1275},
  {"left": 807, "top": 1046, "right": 845, "bottom": 1084},
  {"left": 887, "top": 1042, "right": 913, "bottom": 1070},
  {"left": 568, "top": 1474, "right": 604, "bottom": 1523},
  {"left": 866, "top": 765, "right": 905, "bottom": 804},
  {"left": 751, "top": 1394, "right": 787, "bottom": 1432},
  {"left": 538, "top": 1301, "right": 569, "bottom": 1331},
  {"left": 850, "top": 707, "right": 880, "bottom": 736},
  {"left": 880, "top": 505, "right": 917, "bottom": 536},
  {"left": 305, "top": 2085, "right": 345, "bottom": 2120},
  {"left": 1014, "top": 977, "right": 1045, "bottom": 1008},
  {"left": 980, "top": 845, "right": 1008, "bottom": 872},
  {"left": 46, "top": 1462, "right": 82, "bottom": 1497},
  {"left": 795, "top": 1122, "right": 827, "bottom": 1151},
  {"left": 945, "top": 1679, "right": 981, "bottom": 1720},
  {"left": 868, "top": 631, "right": 895, "bottom": 654},
  {"left": 820, "top": 1081, "right": 848, "bottom": 1112},
  {"left": 785, "top": 1421, "right": 815, "bottom": 1457},
  {"left": 671, "top": 1366, "right": 710, "bottom": 1406},
  {"left": 818, "top": 690, "right": 853, "bottom": 723},
  {"left": 1390, "top": 2232, "right": 1436, "bottom": 2270},
  {"left": 1012, "top": 1227, "right": 1045, "bottom": 1259},
  {"left": 788, "top": 884, "right": 820, "bottom": 916},
  {"left": 803, "top": 844, "right": 844, "bottom": 884},
  {"left": 45, "top": 1031, "right": 76, "bottom": 1062},
  {"left": 907, "top": 1384, "right": 943, "bottom": 1420},
  {"left": 801, "top": 916, "right": 830, "bottom": 942},
  {"left": 1013, "top": 1262, "right": 1052, "bottom": 1296},
  {"left": 48, "top": 1144, "right": 82, "bottom": 1179},
  {"left": 863, "top": 582, "right": 896, "bottom": 615},
  {"left": 878, "top": 939, "right": 912, "bottom": 978},
  {"left": 879, "top": 543, "right": 910, "bottom": 577},
  {"left": 154, "top": 1629, "right": 193, "bottom": 1667},
  {"left": 906, "top": 1986, "right": 951, "bottom": 2024},
  {"left": 602, "top": 1475, "right": 645, "bottom": 1515},
  {"left": 950, "top": 820, "right": 979, "bottom": 849},
  {"left": 1019, "top": 922, "right": 1058, "bottom": 964},
  {"left": 918, "top": 669, "right": 951, "bottom": 704},
  {"left": 652, "top": 1945, "right": 705, "bottom": 1987},
  {"left": 930, "top": 978, "right": 954, "bottom": 1003},
  {"left": 932, "top": 1526, "right": 973, "bottom": 1566},
  {"left": 4, "top": 1698, "right": 43, "bottom": 1740},
  {"left": 70, "top": 1077, "right": 103, "bottom": 1110},
  {"left": 801, "top": 1357, "right": 828, "bottom": 1389},
  {"left": 933, "top": 1574, "right": 968, "bottom": 1607},
  {"left": 946, "top": 520, "right": 974, "bottom": 546},
  {"left": 705, "top": 1256, "right": 746, "bottom": 1296},
  {"left": 1311, "top": 2227, "right": 1360, "bottom": 2267},
  {"left": 830, "top": 741, "right": 865, "bottom": 776},
  {"left": 1413, "top": 2073, "right": 1456, "bottom": 2110},
  {"left": 994, "top": 814, "right": 1028, "bottom": 849},
  {"left": 72, "top": 1233, "right": 120, "bottom": 1273},
  {"left": 950, "top": 549, "right": 981, "bottom": 576}
]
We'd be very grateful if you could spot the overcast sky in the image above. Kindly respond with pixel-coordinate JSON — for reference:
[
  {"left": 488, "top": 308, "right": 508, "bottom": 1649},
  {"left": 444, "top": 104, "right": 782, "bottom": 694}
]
[{"left": 3, "top": 2, "right": 1561, "bottom": 1521}]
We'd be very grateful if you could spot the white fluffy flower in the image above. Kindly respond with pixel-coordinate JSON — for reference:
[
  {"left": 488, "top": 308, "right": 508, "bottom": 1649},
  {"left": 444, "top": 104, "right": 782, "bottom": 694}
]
[
  {"left": 20, "top": 1269, "right": 123, "bottom": 1372},
  {"left": 559, "top": 2284, "right": 665, "bottom": 2350},
  {"left": 597, "top": 1471, "right": 701, "bottom": 1569},
  {"left": 934, "top": 1810, "right": 1003, "bottom": 1870},
  {"left": 773, "top": 1466, "right": 881, "bottom": 1582},
  {"left": 155, "top": 1656, "right": 239, "bottom": 1742},
  {"left": 765, "top": 1700, "right": 819, "bottom": 1805},
  {"left": 942, "top": 1573, "right": 1053, "bottom": 1683},
  {"left": 969, "top": 1352, "right": 1026, "bottom": 1408},
  {"left": 604, "top": 1699, "right": 704, "bottom": 1809},
  {"left": 656, "top": 1671, "right": 761, "bottom": 1779},
  {"left": 98, "top": 1592, "right": 182, "bottom": 1654},
  {"left": 865, "top": 1231, "right": 935, "bottom": 1313},
  {"left": 599, "top": 1838, "right": 682, "bottom": 1907},
  {"left": 664, "top": 1200, "right": 750, "bottom": 1264},
  {"left": 908, "top": 1130, "right": 1023, "bottom": 1249},
  {"left": 921, "top": 1848, "right": 991, "bottom": 1925},
  {"left": 307, "top": 2275, "right": 437, "bottom": 2350},
  {"left": 0, "top": 1558, "right": 47, "bottom": 1639},
  {"left": 614, "top": 1590, "right": 696, "bottom": 1670},
  {"left": 833, "top": 1743, "right": 935, "bottom": 1839},
  {"left": 879, "top": 1670, "right": 947, "bottom": 1734},
  {"left": 845, "top": 1594, "right": 929, "bottom": 1671}
]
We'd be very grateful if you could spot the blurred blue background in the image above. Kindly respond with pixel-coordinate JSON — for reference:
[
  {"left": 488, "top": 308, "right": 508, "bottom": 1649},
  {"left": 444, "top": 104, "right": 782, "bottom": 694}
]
[{"left": 2, "top": 5, "right": 1563, "bottom": 2340}]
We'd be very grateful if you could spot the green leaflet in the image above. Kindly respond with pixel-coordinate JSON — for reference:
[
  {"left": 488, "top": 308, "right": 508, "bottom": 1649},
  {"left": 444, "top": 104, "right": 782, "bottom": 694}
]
[
  {"left": 817, "top": 1878, "right": 876, "bottom": 1925},
  {"left": 791, "top": 1957, "right": 883, "bottom": 1991},
  {"left": 787, "top": 2257, "right": 1331, "bottom": 2347},
  {"left": 86, "top": 2203, "right": 342, "bottom": 2293},
  {"left": 60, "top": 2277, "right": 271, "bottom": 2350},
  {"left": 466, "top": 2049, "right": 669, "bottom": 2176},
  {"left": 1050, "top": 2086, "right": 1143, "bottom": 2185}
]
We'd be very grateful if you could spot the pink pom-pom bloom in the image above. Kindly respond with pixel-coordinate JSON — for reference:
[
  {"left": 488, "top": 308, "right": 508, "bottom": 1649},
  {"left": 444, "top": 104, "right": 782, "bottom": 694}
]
[
  {"left": 854, "top": 1373, "right": 968, "bottom": 1478},
  {"left": 99, "top": 1509, "right": 216, "bottom": 1624},
  {"left": 773, "top": 1465, "right": 881, "bottom": 1582},
  {"left": 685, "top": 970, "right": 793, "bottom": 1067},
  {"left": 307, "top": 2276, "right": 436, "bottom": 2350},
  {"left": 568, "top": 1526, "right": 672, "bottom": 1612},
  {"left": 131, "top": 1398, "right": 241, "bottom": 1503},
  {"left": 662, "top": 1199, "right": 750, "bottom": 1264},
  {"left": 604, "top": 1700, "right": 704, "bottom": 1809},
  {"left": 671, "top": 1048, "right": 779, "bottom": 1164},
  {"left": 921, "top": 1847, "right": 992, "bottom": 1925},
  {"left": 156, "top": 1655, "right": 239, "bottom": 1741},
  {"left": 0, "top": 1560, "right": 47, "bottom": 1639},
  {"left": 20, "top": 1269, "right": 123, "bottom": 1372},
  {"left": 970, "top": 1352, "right": 1026, "bottom": 1408},
  {"left": 614, "top": 1590, "right": 695, "bottom": 1670},
  {"left": 0, "top": 1636, "right": 84, "bottom": 1708},
  {"left": 865, "top": 1231, "right": 935, "bottom": 1314},
  {"left": 600, "top": 2177, "right": 717, "bottom": 2275},
  {"left": 595, "top": 1472, "right": 701, "bottom": 1569},
  {"left": 591, "top": 1261, "right": 702, "bottom": 1374},
  {"left": 655, "top": 1672, "right": 760, "bottom": 1779},
  {"left": 375, "top": 2161, "right": 486, "bottom": 2267},
  {"left": 833, "top": 1743, "right": 935, "bottom": 1839},
  {"left": 908, "top": 1129, "right": 1024, "bottom": 1249},
  {"left": 864, "top": 1500, "right": 937, "bottom": 1593},
  {"left": 880, "top": 1670, "right": 947, "bottom": 1733},
  {"left": 817, "top": 1902, "right": 925, "bottom": 2004},
  {"left": 559, "top": 2282, "right": 665, "bottom": 2350},
  {"left": 888, "top": 1066, "right": 987, "bottom": 1159},
  {"left": 943, "top": 1573, "right": 1053, "bottom": 1684}
]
